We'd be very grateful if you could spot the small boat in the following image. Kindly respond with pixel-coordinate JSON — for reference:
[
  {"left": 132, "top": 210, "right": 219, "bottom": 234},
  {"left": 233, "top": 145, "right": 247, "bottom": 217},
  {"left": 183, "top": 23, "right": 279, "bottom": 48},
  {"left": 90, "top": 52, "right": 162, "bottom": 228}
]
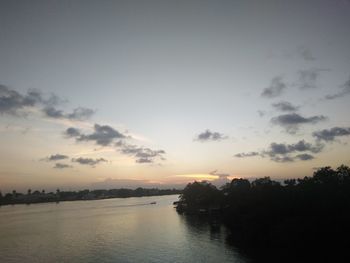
[{"left": 150, "top": 201, "right": 156, "bottom": 205}]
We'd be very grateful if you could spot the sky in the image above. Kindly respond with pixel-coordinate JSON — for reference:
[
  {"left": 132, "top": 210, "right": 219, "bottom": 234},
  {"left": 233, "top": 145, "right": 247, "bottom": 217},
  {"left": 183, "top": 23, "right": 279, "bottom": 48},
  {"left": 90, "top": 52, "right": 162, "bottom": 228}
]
[{"left": 1, "top": 0, "right": 350, "bottom": 192}]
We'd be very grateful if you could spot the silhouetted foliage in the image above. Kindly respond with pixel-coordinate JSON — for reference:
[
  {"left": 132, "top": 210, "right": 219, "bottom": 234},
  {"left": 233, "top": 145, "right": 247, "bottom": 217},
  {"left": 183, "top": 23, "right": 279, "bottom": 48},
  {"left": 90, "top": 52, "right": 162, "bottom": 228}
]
[{"left": 176, "top": 165, "right": 350, "bottom": 255}]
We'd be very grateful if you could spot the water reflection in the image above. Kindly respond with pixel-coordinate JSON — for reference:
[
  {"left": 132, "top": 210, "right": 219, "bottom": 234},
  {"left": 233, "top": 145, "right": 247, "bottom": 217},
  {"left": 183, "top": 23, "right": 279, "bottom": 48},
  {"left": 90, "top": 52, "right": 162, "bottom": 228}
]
[{"left": 0, "top": 195, "right": 250, "bottom": 263}]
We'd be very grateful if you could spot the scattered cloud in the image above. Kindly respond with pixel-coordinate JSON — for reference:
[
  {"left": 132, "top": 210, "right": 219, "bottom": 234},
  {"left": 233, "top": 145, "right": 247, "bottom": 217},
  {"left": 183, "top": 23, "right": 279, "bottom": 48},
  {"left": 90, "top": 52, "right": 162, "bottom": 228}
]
[
  {"left": 271, "top": 113, "right": 327, "bottom": 133},
  {"left": 261, "top": 77, "right": 287, "bottom": 98},
  {"left": 234, "top": 152, "right": 260, "bottom": 158},
  {"left": 65, "top": 124, "right": 126, "bottom": 146},
  {"left": 265, "top": 140, "right": 324, "bottom": 156},
  {"left": 0, "top": 84, "right": 94, "bottom": 122},
  {"left": 0, "top": 85, "right": 44, "bottom": 115},
  {"left": 325, "top": 76, "right": 350, "bottom": 100},
  {"left": 45, "top": 154, "right": 69, "bottom": 161},
  {"left": 312, "top": 127, "right": 350, "bottom": 141},
  {"left": 43, "top": 106, "right": 95, "bottom": 121},
  {"left": 295, "top": 153, "right": 314, "bottom": 161},
  {"left": 116, "top": 140, "right": 166, "bottom": 164},
  {"left": 234, "top": 140, "right": 323, "bottom": 163},
  {"left": 53, "top": 163, "right": 73, "bottom": 169},
  {"left": 72, "top": 157, "right": 108, "bottom": 166},
  {"left": 272, "top": 101, "right": 299, "bottom": 112},
  {"left": 195, "top": 129, "right": 228, "bottom": 142}
]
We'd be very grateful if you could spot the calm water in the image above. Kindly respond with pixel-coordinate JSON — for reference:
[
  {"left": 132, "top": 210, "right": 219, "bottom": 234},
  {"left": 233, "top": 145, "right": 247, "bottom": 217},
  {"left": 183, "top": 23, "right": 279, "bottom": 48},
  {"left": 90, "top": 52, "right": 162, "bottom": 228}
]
[{"left": 0, "top": 195, "right": 249, "bottom": 263}]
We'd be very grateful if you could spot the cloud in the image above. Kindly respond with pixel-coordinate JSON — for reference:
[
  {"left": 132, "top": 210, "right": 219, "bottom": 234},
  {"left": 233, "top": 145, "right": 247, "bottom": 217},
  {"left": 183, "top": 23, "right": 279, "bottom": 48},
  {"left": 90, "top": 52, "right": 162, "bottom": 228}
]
[
  {"left": 53, "top": 163, "right": 73, "bottom": 169},
  {"left": 325, "top": 76, "right": 350, "bottom": 100},
  {"left": 43, "top": 106, "right": 95, "bottom": 120},
  {"left": 265, "top": 140, "right": 324, "bottom": 156},
  {"left": 65, "top": 127, "right": 81, "bottom": 137},
  {"left": 0, "top": 84, "right": 93, "bottom": 121},
  {"left": 234, "top": 152, "right": 260, "bottom": 158},
  {"left": 272, "top": 101, "right": 299, "bottom": 112},
  {"left": 296, "top": 46, "right": 316, "bottom": 61},
  {"left": 234, "top": 140, "right": 323, "bottom": 163},
  {"left": 271, "top": 113, "right": 327, "bottom": 133},
  {"left": 116, "top": 141, "right": 166, "bottom": 164},
  {"left": 295, "top": 153, "right": 314, "bottom": 161},
  {"left": 312, "top": 127, "right": 350, "bottom": 142},
  {"left": 295, "top": 68, "right": 329, "bottom": 89},
  {"left": 261, "top": 77, "right": 287, "bottom": 98},
  {"left": 270, "top": 156, "right": 295, "bottom": 163},
  {"left": 72, "top": 157, "right": 108, "bottom": 166},
  {"left": 65, "top": 124, "right": 126, "bottom": 146},
  {"left": 0, "top": 85, "right": 43, "bottom": 115},
  {"left": 195, "top": 129, "right": 228, "bottom": 142},
  {"left": 45, "top": 154, "right": 69, "bottom": 161}
]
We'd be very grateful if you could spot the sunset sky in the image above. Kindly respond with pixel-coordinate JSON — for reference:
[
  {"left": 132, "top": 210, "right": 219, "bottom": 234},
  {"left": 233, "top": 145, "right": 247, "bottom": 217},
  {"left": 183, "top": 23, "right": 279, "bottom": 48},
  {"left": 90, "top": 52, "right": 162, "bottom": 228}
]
[{"left": 1, "top": 0, "right": 350, "bottom": 192}]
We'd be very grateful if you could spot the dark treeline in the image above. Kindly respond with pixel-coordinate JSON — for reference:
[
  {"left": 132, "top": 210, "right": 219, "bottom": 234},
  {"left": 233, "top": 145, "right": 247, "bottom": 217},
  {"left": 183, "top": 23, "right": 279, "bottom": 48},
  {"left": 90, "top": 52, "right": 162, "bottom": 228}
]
[
  {"left": 177, "top": 165, "right": 350, "bottom": 256},
  {"left": 0, "top": 187, "right": 182, "bottom": 206}
]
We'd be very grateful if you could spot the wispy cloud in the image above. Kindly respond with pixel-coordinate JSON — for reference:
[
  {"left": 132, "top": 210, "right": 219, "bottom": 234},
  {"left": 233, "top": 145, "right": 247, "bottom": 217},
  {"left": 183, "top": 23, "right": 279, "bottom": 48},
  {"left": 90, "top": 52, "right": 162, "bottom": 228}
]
[
  {"left": 72, "top": 157, "right": 108, "bottom": 166},
  {"left": 53, "top": 163, "right": 73, "bottom": 169},
  {"left": 44, "top": 154, "right": 69, "bottom": 162},
  {"left": 296, "top": 46, "right": 316, "bottom": 61},
  {"left": 295, "top": 68, "right": 329, "bottom": 89},
  {"left": 261, "top": 76, "right": 287, "bottom": 98},
  {"left": 43, "top": 106, "right": 95, "bottom": 121},
  {"left": 325, "top": 76, "right": 350, "bottom": 100},
  {"left": 272, "top": 101, "right": 299, "bottom": 112}
]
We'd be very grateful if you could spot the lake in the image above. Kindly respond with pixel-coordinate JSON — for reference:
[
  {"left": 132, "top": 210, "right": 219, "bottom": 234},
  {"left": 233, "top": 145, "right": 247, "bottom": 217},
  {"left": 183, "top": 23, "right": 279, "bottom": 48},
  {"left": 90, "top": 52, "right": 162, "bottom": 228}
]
[{"left": 0, "top": 195, "right": 250, "bottom": 263}]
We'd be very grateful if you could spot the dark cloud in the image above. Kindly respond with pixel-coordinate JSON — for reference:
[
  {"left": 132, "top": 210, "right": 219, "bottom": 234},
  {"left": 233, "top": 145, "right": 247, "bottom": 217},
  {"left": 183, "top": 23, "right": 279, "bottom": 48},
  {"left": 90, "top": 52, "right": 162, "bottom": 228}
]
[
  {"left": 65, "top": 127, "right": 81, "bottom": 137},
  {"left": 136, "top": 158, "right": 153, "bottom": 163},
  {"left": 271, "top": 113, "right": 327, "bottom": 133},
  {"left": 0, "top": 84, "right": 92, "bottom": 121},
  {"left": 116, "top": 141, "right": 166, "bottom": 164},
  {"left": 0, "top": 85, "right": 42, "bottom": 115},
  {"left": 72, "top": 157, "right": 108, "bottom": 166},
  {"left": 297, "top": 46, "right": 316, "bottom": 61},
  {"left": 45, "top": 154, "right": 69, "bottom": 161},
  {"left": 272, "top": 101, "right": 299, "bottom": 112},
  {"left": 266, "top": 140, "right": 324, "bottom": 156},
  {"left": 53, "top": 163, "right": 73, "bottom": 169},
  {"left": 270, "top": 156, "right": 295, "bottom": 163},
  {"left": 43, "top": 106, "right": 95, "bottom": 120},
  {"left": 65, "top": 124, "right": 126, "bottom": 146},
  {"left": 261, "top": 77, "right": 287, "bottom": 98},
  {"left": 235, "top": 140, "right": 322, "bottom": 163},
  {"left": 195, "top": 129, "right": 228, "bottom": 142},
  {"left": 325, "top": 76, "right": 350, "bottom": 100},
  {"left": 234, "top": 152, "right": 260, "bottom": 158},
  {"left": 312, "top": 127, "right": 350, "bottom": 141},
  {"left": 295, "top": 153, "right": 314, "bottom": 161}
]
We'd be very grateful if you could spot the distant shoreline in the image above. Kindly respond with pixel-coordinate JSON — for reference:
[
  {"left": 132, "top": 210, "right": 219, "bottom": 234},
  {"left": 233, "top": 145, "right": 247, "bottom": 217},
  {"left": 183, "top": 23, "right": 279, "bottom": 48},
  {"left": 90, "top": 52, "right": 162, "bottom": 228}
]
[{"left": 0, "top": 188, "right": 183, "bottom": 206}]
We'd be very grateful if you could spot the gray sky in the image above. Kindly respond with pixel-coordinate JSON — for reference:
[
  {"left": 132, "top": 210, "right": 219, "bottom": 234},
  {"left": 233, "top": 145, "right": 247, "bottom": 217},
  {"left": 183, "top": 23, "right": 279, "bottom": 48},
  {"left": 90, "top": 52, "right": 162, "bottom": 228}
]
[{"left": 1, "top": 0, "right": 350, "bottom": 192}]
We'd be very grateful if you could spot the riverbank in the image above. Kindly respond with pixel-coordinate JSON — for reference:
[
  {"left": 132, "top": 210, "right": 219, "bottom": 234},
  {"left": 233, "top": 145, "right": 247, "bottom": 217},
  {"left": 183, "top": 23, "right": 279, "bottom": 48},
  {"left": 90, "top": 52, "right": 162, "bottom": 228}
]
[{"left": 0, "top": 188, "right": 182, "bottom": 206}]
